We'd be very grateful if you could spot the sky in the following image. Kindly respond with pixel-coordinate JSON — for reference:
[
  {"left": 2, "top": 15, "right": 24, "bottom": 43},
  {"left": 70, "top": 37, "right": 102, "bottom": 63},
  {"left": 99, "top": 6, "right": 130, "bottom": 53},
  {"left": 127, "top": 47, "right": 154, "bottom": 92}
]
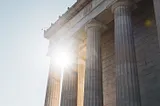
[{"left": 0, "top": 0, "right": 76, "bottom": 106}]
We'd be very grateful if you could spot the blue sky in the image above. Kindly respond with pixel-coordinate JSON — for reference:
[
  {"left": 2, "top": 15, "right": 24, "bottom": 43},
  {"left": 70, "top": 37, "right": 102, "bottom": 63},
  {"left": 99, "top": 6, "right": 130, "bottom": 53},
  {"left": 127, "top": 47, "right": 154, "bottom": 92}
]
[{"left": 0, "top": 0, "right": 76, "bottom": 106}]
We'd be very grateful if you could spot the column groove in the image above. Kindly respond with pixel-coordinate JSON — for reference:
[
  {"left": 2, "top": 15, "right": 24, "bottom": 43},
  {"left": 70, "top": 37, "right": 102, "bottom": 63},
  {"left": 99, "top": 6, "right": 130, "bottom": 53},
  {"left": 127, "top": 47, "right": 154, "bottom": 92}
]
[
  {"left": 84, "top": 19, "right": 105, "bottom": 106},
  {"left": 60, "top": 71, "right": 77, "bottom": 106},
  {"left": 112, "top": 1, "right": 141, "bottom": 106},
  {"left": 44, "top": 67, "right": 60, "bottom": 106}
]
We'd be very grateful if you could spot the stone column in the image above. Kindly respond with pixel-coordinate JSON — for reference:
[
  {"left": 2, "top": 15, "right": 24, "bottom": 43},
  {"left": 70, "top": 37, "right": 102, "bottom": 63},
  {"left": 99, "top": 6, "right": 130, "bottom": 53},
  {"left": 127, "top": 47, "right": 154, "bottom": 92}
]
[
  {"left": 44, "top": 71, "right": 53, "bottom": 106},
  {"left": 153, "top": 0, "right": 160, "bottom": 47},
  {"left": 84, "top": 19, "right": 105, "bottom": 106},
  {"left": 112, "top": 1, "right": 141, "bottom": 106},
  {"left": 60, "top": 70, "right": 78, "bottom": 106},
  {"left": 60, "top": 39, "right": 78, "bottom": 106},
  {"left": 44, "top": 66, "right": 61, "bottom": 106}
]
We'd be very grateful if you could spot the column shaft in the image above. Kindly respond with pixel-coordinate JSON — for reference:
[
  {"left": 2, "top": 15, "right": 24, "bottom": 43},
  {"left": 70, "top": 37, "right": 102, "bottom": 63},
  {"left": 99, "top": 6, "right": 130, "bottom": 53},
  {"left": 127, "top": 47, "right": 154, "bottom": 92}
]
[
  {"left": 60, "top": 38, "right": 79, "bottom": 106},
  {"left": 84, "top": 20, "right": 103, "bottom": 106},
  {"left": 60, "top": 71, "right": 77, "bottom": 106},
  {"left": 113, "top": 1, "right": 141, "bottom": 106},
  {"left": 153, "top": 0, "right": 160, "bottom": 47},
  {"left": 44, "top": 72, "right": 52, "bottom": 106},
  {"left": 44, "top": 68, "right": 60, "bottom": 106}
]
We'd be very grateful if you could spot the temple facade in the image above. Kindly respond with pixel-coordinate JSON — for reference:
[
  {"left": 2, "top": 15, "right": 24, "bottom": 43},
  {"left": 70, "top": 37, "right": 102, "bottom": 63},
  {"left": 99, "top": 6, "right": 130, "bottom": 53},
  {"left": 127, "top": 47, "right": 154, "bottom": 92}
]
[{"left": 44, "top": 0, "right": 160, "bottom": 106}]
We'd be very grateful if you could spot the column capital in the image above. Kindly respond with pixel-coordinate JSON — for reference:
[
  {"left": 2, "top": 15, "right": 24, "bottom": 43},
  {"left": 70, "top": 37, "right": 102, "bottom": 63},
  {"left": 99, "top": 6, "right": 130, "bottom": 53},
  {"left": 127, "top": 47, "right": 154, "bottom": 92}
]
[
  {"left": 85, "top": 19, "right": 107, "bottom": 32},
  {"left": 111, "top": 1, "right": 133, "bottom": 13}
]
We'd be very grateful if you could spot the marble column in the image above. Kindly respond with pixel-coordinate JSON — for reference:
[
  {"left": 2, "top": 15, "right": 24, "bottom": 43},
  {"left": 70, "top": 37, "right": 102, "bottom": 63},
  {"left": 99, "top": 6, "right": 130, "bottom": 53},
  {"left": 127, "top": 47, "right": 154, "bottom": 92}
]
[
  {"left": 44, "top": 71, "right": 52, "bottom": 106},
  {"left": 44, "top": 66, "right": 61, "bottom": 106},
  {"left": 60, "top": 39, "right": 78, "bottom": 106},
  {"left": 153, "top": 0, "right": 160, "bottom": 47},
  {"left": 112, "top": 1, "right": 141, "bottom": 106},
  {"left": 84, "top": 19, "right": 105, "bottom": 106},
  {"left": 60, "top": 70, "right": 78, "bottom": 106}
]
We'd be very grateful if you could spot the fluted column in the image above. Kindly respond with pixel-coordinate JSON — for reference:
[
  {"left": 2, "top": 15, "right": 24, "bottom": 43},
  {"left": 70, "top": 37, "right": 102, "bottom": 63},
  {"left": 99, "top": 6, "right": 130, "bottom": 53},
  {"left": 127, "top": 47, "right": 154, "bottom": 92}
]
[
  {"left": 44, "top": 66, "right": 61, "bottom": 106},
  {"left": 60, "top": 71, "right": 78, "bottom": 106},
  {"left": 60, "top": 39, "right": 79, "bottom": 106},
  {"left": 84, "top": 19, "right": 105, "bottom": 106},
  {"left": 44, "top": 71, "right": 53, "bottom": 106},
  {"left": 112, "top": 1, "right": 141, "bottom": 106},
  {"left": 153, "top": 0, "right": 160, "bottom": 47}
]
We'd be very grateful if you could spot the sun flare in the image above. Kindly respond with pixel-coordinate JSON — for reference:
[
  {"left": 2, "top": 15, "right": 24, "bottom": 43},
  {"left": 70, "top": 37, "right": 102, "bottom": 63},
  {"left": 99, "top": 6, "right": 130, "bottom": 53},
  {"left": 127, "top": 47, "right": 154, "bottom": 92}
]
[{"left": 51, "top": 46, "right": 73, "bottom": 68}]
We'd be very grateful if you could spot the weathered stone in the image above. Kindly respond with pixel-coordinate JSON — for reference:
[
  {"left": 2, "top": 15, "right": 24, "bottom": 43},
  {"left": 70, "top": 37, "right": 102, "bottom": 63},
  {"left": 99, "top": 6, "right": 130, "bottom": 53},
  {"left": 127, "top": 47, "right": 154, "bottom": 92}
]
[
  {"left": 112, "top": 1, "right": 141, "bottom": 106},
  {"left": 60, "top": 71, "right": 78, "bottom": 106},
  {"left": 44, "top": 67, "right": 61, "bottom": 106},
  {"left": 44, "top": 1, "right": 160, "bottom": 106},
  {"left": 83, "top": 19, "right": 105, "bottom": 106},
  {"left": 153, "top": 0, "right": 160, "bottom": 47}
]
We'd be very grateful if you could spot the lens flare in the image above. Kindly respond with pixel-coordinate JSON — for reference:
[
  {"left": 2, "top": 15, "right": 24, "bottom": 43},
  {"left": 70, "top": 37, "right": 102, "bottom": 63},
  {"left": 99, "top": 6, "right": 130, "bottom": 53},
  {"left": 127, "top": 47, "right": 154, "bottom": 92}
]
[{"left": 51, "top": 46, "right": 73, "bottom": 68}]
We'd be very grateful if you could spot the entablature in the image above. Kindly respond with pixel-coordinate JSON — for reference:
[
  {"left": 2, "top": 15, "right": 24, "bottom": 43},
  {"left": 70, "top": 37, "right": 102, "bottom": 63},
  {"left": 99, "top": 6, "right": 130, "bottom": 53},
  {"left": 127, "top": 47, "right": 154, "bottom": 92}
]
[
  {"left": 45, "top": 0, "right": 143, "bottom": 56},
  {"left": 46, "top": 0, "right": 117, "bottom": 55}
]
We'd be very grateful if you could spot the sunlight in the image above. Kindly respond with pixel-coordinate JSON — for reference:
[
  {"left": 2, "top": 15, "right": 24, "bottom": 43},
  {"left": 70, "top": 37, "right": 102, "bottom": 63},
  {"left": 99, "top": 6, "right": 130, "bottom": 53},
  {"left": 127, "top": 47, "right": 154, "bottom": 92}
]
[
  {"left": 50, "top": 45, "right": 74, "bottom": 106},
  {"left": 51, "top": 46, "right": 73, "bottom": 68},
  {"left": 50, "top": 46, "right": 73, "bottom": 106}
]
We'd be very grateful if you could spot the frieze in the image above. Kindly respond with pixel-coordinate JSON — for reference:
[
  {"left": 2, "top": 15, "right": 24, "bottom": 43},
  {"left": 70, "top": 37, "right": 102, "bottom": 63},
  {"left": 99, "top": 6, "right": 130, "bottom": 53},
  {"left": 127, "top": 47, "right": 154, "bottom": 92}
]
[
  {"left": 45, "top": 0, "right": 104, "bottom": 39},
  {"left": 47, "top": 0, "right": 117, "bottom": 55}
]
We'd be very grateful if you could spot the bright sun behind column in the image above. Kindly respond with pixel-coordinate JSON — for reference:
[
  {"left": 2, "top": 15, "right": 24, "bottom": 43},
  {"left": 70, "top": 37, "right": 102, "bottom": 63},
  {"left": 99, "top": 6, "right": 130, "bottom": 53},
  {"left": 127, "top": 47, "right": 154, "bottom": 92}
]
[{"left": 51, "top": 46, "right": 73, "bottom": 68}]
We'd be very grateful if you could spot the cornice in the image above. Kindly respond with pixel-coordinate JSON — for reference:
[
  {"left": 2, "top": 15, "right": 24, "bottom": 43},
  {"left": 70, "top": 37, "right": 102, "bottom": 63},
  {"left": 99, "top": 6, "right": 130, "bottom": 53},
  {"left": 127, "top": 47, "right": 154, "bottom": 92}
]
[{"left": 44, "top": 0, "right": 92, "bottom": 39}]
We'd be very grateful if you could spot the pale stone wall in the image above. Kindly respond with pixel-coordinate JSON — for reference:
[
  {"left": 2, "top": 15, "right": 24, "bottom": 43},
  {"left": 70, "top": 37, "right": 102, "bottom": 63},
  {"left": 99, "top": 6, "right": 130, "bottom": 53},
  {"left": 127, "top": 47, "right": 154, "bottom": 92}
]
[
  {"left": 101, "top": 29, "right": 116, "bottom": 106},
  {"left": 77, "top": 58, "right": 85, "bottom": 106},
  {"left": 77, "top": 46, "right": 86, "bottom": 106},
  {"left": 133, "top": 0, "right": 160, "bottom": 105}
]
